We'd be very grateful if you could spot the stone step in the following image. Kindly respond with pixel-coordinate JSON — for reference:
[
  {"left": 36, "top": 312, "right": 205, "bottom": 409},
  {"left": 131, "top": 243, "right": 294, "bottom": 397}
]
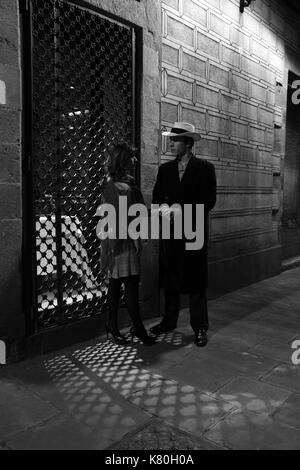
[{"left": 282, "top": 255, "right": 300, "bottom": 272}]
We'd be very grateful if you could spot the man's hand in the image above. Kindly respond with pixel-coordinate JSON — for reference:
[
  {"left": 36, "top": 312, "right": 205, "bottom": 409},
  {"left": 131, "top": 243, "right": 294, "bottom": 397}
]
[
  {"left": 160, "top": 204, "right": 173, "bottom": 221},
  {"left": 159, "top": 204, "right": 182, "bottom": 221}
]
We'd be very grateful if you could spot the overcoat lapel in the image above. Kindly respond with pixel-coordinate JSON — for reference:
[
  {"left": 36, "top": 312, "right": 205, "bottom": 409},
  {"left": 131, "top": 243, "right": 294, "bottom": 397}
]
[{"left": 180, "top": 155, "right": 195, "bottom": 186}]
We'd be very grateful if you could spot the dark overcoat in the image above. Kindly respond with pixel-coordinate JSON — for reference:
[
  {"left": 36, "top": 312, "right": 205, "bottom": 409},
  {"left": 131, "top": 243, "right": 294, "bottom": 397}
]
[{"left": 152, "top": 155, "right": 217, "bottom": 294}]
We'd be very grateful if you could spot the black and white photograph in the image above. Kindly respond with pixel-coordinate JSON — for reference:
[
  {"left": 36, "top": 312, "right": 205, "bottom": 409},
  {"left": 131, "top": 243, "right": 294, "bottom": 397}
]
[{"left": 0, "top": 0, "right": 300, "bottom": 453}]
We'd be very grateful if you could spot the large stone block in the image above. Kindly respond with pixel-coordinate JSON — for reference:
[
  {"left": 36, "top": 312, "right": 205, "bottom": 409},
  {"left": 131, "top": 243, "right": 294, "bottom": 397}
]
[
  {"left": 182, "top": 52, "right": 206, "bottom": 79},
  {"left": 197, "top": 84, "right": 219, "bottom": 109},
  {"left": 141, "top": 130, "right": 160, "bottom": 165},
  {"left": 0, "top": 219, "right": 23, "bottom": 337},
  {"left": 0, "top": 109, "right": 20, "bottom": 143},
  {"left": 95, "top": 0, "right": 161, "bottom": 39},
  {"left": 205, "top": 0, "right": 220, "bottom": 9},
  {"left": 197, "top": 32, "right": 219, "bottom": 59},
  {"left": 209, "top": 114, "right": 229, "bottom": 136},
  {"left": 221, "top": 0, "right": 241, "bottom": 24},
  {"left": 221, "top": 93, "right": 239, "bottom": 116},
  {"left": 266, "top": 90, "right": 276, "bottom": 107},
  {"left": 212, "top": 211, "right": 272, "bottom": 235},
  {"left": 0, "top": 21, "right": 18, "bottom": 66},
  {"left": 257, "top": 149, "right": 272, "bottom": 166},
  {"left": 209, "top": 63, "right": 229, "bottom": 89},
  {"left": 0, "top": 0, "right": 18, "bottom": 27},
  {"left": 231, "top": 27, "right": 250, "bottom": 52},
  {"left": 141, "top": 164, "right": 159, "bottom": 194},
  {"left": 231, "top": 119, "right": 248, "bottom": 141},
  {"left": 211, "top": 227, "right": 279, "bottom": 262},
  {"left": 260, "top": 66, "right": 276, "bottom": 87},
  {"left": 182, "top": 106, "right": 206, "bottom": 131},
  {"left": 253, "top": 0, "right": 270, "bottom": 23},
  {"left": 209, "top": 245, "right": 281, "bottom": 299},
  {"left": 231, "top": 73, "right": 249, "bottom": 97},
  {"left": 0, "top": 64, "right": 20, "bottom": 109},
  {"left": 0, "top": 144, "right": 20, "bottom": 183},
  {"left": 259, "top": 108, "right": 274, "bottom": 127},
  {"left": 215, "top": 164, "right": 272, "bottom": 188},
  {"left": 142, "top": 95, "right": 160, "bottom": 129},
  {"left": 265, "top": 130, "right": 274, "bottom": 148},
  {"left": 163, "top": 0, "right": 179, "bottom": 11},
  {"left": 241, "top": 56, "right": 263, "bottom": 80},
  {"left": 240, "top": 144, "right": 257, "bottom": 163},
  {"left": 144, "top": 46, "right": 159, "bottom": 78},
  {"left": 0, "top": 183, "right": 21, "bottom": 218},
  {"left": 252, "top": 39, "right": 269, "bottom": 64},
  {"left": 162, "top": 43, "right": 179, "bottom": 67},
  {"left": 182, "top": 0, "right": 207, "bottom": 27},
  {"left": 249, "top": 125, "right": 266, "bottom": 145},
  {"left": 241, "top": 100, "right": 258, "bottom": 122},
  {"left": 269, "top": 50, "right": 284, "bottom": 73},
  {"left": 222, "top": 140, "right": 239, "bottom": 160},
  {"left": 196, "top": 137, "right": 219, "bottom": 158},
  {"left": 222, "top": 45, "right": 240, "bottom": 69},
  {"left": 167, "top": 16, "right": 194, "bottom": 48},
  {"left": 140, "top": 240, "right": 159, "bottom": 317},
  {"left": 210, "top": 13, "right": 230, "bottom": 40},
  {"left": 274, "top": 128, "right": 285, "bottom": 155},
  {"left": 261, "top": 23, "right": 277, "bottom": 49},
  {"left": 161, "top": 100, "right": 178, "bottom": 123},
  {"left": 167, "top": 75, "right": 193, "bottom": 101},
  {"left": 243, "top": 11, "right": 261, "bottom": 37},
  {"left": 251, "top": 82, "right": 267, "bottom": 103}
]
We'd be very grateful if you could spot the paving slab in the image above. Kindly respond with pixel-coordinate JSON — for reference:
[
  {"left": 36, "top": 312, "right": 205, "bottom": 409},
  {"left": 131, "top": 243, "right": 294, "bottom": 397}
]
[
  {"left": 110, "top": 419, "right": 224, "bottom": 450},
  {"left": 1, "top": 352, "right": 151, "bottom": 445},
  {"left": 162, "top": 357, "right": 237, "bottom": 394},
  {"left": 249, "top": 339, "right": 296, "bottom": 364},
  {"left": 211, "top": 376, "right": 291, "bottom": 416},
  {"left": 127, "top": 381, "right": 236, "bottom": 437},
  {"left": 188, "top": 346, "right": 278, "bottom": 380},
  {"left": 272, "top": 393, "right": 300, "bottom": 430},
  {"left": 0, "top": 377, "right": 59, "bottom": 442},
  {"left": 205, "top": 409, "right": 300, "bottom": 450},
  {"left": 6, "top": 414, "right": 114, "bottom": 450},
  {"left": 208, "top": 327, "right": 269, "bottom": 352},
  {"left": 262, "top": 364, "right": 300, "bottom": 394}
]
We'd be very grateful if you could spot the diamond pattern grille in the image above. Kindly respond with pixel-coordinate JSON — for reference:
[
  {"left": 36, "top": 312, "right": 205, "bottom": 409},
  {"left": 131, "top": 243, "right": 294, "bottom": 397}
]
[{"left": 31, "top": 0, "right": 136, "bottom": 330}]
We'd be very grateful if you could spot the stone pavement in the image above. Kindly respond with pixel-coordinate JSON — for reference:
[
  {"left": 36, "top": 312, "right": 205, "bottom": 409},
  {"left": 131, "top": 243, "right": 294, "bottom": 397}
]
[{"left": 0, "top": 267, "right": 300, "bottom": 450}]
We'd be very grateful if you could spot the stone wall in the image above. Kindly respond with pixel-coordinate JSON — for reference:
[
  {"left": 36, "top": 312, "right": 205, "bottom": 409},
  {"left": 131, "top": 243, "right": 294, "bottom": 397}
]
[
  {"left": 0, "top": 0, "right": 24, "bottom": 356},
  {"left": 161, "top": 0, "right": 300, "bottom": 296},
  {"left": 0, "top": 0, "right": 162, "bottom": 360}
]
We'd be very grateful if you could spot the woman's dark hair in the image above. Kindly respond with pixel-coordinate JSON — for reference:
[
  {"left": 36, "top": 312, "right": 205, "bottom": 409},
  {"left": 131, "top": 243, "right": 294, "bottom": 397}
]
[{"left": 108, "top": 142, "right": 136, "bottom": 180}]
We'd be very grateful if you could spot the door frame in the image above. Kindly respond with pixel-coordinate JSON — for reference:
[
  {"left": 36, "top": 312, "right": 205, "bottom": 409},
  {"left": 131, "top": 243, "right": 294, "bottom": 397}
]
[{"left": 19, "top": 0, "right": 143, "bottom": 345}]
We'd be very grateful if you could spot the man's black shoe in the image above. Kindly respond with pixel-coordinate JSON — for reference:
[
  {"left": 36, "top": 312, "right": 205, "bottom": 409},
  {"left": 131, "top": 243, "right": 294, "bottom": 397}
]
[
  {"left": 194, "top": 329, "right": 208, "bottom": 347},
  {"left": 150, "top": 322, "right": 176, "bottom": 335}
]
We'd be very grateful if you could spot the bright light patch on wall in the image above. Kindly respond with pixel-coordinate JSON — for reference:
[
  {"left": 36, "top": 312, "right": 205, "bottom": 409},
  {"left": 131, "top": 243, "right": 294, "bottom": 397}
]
[
  {"left": 0, "top": 340, "right": 6, "bottom": 365},
  {"left": 0, "top": 80, "right": 6, "bottom": 105}
]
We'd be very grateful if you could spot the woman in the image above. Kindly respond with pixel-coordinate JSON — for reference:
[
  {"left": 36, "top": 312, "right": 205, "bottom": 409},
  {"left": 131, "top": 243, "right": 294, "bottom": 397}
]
[{"left": 96, "top": 143, "right": 155, "bottom": 346}]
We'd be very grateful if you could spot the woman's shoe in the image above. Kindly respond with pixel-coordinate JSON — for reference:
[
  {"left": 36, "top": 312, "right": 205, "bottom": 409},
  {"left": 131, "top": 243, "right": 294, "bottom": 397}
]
[
  {"left": 130, "top": 327, "right": 156, "bottom": 346},
  {"left": 105, "top": 323, "right": 129, "bottom": 345}
]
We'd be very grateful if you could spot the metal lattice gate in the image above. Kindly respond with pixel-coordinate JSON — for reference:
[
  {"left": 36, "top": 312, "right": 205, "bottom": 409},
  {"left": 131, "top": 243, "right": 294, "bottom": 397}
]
[{"left": 25, "top": 0, "right": 139, "bottom": 332}]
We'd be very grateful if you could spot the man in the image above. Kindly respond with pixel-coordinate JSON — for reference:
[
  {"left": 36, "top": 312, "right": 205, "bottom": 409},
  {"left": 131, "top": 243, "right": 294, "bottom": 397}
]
[{"left": 151, "top": 122, "right": 217, "bottom": 347}]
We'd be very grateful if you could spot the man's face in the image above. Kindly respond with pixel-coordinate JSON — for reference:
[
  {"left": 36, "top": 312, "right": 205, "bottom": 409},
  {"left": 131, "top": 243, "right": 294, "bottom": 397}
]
[{"left": 170, "top": 137, "right": 188, "bottom": 159}]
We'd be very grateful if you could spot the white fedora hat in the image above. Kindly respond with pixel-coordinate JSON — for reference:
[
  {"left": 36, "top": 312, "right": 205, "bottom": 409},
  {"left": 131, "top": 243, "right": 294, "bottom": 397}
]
[{"left": 162, "top": 122, "right": 201, "bottom": 141}]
